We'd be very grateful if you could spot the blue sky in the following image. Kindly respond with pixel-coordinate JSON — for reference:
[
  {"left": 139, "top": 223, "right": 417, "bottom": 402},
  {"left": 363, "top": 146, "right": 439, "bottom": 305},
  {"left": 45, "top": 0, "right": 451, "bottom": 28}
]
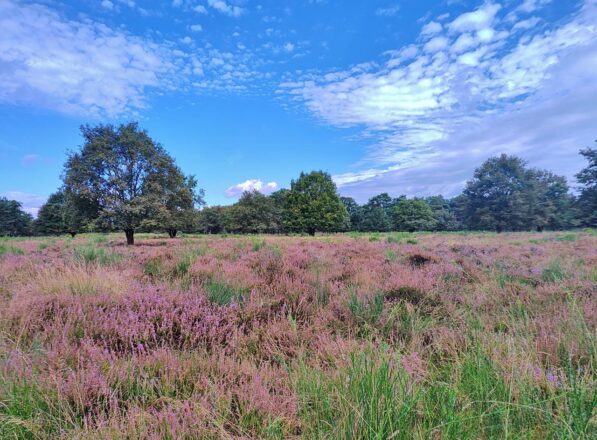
[{"left": 1, "top": 0, "right": 596, "bottom": 214}]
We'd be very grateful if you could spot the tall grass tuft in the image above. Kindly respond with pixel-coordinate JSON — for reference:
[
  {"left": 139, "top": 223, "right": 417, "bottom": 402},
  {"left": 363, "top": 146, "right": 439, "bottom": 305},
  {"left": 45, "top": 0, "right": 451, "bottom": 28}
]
[{"left": 73, "top": 245, "right": 121, "bottom": 266}]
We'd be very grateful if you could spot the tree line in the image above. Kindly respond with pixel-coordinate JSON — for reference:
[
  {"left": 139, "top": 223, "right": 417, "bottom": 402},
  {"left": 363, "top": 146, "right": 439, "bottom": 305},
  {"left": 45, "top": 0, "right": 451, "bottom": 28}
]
[{"left": 1, "top": 123, "right": 595, "bottom": 243}]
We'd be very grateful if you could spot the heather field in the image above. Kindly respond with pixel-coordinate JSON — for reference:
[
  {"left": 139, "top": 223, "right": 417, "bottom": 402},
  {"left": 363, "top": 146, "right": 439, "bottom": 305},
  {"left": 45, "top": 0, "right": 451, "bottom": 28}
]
[{"left": 0, "top": 231, "right": 595, "bottom": 439}]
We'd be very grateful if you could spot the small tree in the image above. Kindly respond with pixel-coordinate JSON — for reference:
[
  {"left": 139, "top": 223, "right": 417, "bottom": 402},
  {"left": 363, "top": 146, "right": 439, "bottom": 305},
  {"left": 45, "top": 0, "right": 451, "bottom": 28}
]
[
  {"left": 0, "top": 197, "right": 33, "bottom": 236},
  {"left": 576, "top": 144, "right": 597, "bottom": 227},
  {"left": 392, "top": 198, "right": 437, "bottom": 232},
  {"left": 283, "top": 171, "right": 348, "bottom": 235},
  {"left": 63, "top": 123, "right": 195, "bottom": 245}
]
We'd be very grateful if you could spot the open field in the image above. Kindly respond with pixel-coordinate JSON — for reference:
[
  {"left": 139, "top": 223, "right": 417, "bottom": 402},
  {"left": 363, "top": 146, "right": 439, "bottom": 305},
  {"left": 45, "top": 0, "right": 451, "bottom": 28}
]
[{"left": 0, "top": 231, "right": 595, "bottom": 439}]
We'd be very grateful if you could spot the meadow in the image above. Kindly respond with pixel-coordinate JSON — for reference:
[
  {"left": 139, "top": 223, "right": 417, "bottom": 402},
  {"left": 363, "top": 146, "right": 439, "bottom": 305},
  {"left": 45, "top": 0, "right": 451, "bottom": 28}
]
[{"left": 0, "top": 230, "right": 595, "bottom": 439}]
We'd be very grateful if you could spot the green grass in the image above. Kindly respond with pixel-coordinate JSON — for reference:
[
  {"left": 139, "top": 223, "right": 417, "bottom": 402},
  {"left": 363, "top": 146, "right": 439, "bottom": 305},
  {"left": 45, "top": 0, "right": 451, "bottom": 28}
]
[
  {"left": 384, "top": 248, "right": 399, "bottom": 262},
  {"left": 542, "top": 259, "right": 567, "bottom": 283},
  {"left": 204, "top": 279, "right": 247, "bottom": 305},
  {"left": 0, "top": 244, "right": 24, "bottom": 255},
  {"left": 347, "top": 291, "right": 384, "bottom": 328},
  {"left": 0, "top": 376, "right": 77, "bottom": 439},
  {"left": 251, "top": 237, "right": 266, "bottom": 252},
  {"left": 295, "top": 345, "right": 596, "bottom": 439},
  {"left": 144, "top": 256, "right": 164, "bottom": 278},
  {"left": 556, "top": 233, "right": 578, "bottom": 242},
  {"left": 72, "top": 245, "right": 121, "bottom": 266}
]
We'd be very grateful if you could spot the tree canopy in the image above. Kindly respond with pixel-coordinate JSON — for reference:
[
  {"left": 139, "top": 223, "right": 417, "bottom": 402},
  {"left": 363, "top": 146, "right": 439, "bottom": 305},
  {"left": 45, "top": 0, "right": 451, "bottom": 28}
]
[
  {"left": 576, "top": 145, "right": 597, "bottom": 227},
  {"left": 0, "top": 197, "right": 33, "bottom": 236},
  {"left": 62, "top": 123, "right": 202, "bottom": 244},
  {"left": 392, "top": 198, "right": 437, "bottom": 232},
  {"left": 282, "top": 171, "right": 348, "bottom": 235}
]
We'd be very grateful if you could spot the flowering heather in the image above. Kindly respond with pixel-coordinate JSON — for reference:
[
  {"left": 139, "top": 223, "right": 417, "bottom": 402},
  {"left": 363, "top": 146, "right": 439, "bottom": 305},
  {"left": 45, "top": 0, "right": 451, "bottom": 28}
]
[{"left": 0, "top": 231, "right": 595, "bottom": 438}]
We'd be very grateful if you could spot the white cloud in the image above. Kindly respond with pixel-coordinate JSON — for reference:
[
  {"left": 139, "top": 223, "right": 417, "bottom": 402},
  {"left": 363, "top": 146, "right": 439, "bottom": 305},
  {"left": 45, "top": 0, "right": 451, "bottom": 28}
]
[
  {"left": 518, "top": 0, "right": 551, "bottom": 14},
  {"left": 190, "top": 24, "right": 203, "bottom": 32},
  {"left": 0, "top": 0, "right": 182, "bottom": 117},
  {"left": 207, "top": 0, "right": 244, "bottom": 17},
  {"left": 101, "top": 0, "right": 114, "bottom": 10},
  {"left": 280, "top": 0, "right": 597, "bottom": 200},
  {"left": 2, "top": 191, "right": 46, "bottom": 216},
  {"left": 283, "top": 42, "right": 295, "bottom": 52},
  {"left": 449, "top": 2, "right": 502, "bottom": 33},
  {"left": 451, "top": 33, "right": 477, "bottom": 53},
  {"left": 0, "top": 0, "right": 263, "bottom": 116},
  {"left": 421, "top": 21, "right": 442, "bottom": 36},
  {"left": 225, "top": 179, "right": 278, "bottom": 197},
  {"left": 424, "top": 36, "right": 449, "bottom": 52},
  {"left": 513, "top": 16, "right": 541, "bottom": 30},
  {"left": 376, "top": 5, "right": 400, "bottom": 17},
  {"left": 193, "top": 5, "right": 208, "bottom": 14}
]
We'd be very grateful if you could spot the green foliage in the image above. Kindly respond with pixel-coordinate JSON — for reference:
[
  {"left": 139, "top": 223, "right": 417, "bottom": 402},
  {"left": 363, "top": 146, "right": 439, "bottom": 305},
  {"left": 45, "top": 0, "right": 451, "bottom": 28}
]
[
  {"left": 426, "top": 195, "right": 461, "bottom": 231},
  {"left": 576, "top": 144, "right": 597, "bottom": 227},
  {"left": 0, "top": 197, "right": 33, "bottom": 236},
  {"left": 392, "top": 198, "right": 437, "bottom": 232},
  {"left": 226, "top": 191, "right": 280, "bottom": 234},
  {"left": 63, "top": 123, "right": 201, "bottom": 245},
  {"left": 197, "top": 206, "right": 228, "bottom": 234},
  {"left": 359, "top": 193, "right": 396, "bottom": 232},
  {"left": 34, "top": 191, "right": 67, "bottom": 235},
  {"left": 282, "top": 171, "right": 348, "bottom": 235},
  {"left": 340, "top": 196, "right": 362, "bottom": 231},
  {"left": 459, "top": 154, "right": 578, "bottom": 232}
]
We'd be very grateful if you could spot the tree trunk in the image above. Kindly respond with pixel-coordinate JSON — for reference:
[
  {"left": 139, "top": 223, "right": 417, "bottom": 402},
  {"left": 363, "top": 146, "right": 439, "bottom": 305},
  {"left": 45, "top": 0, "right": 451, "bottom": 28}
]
[
  {"left": 308, "top": 228, "right": 316, "bottom": 236},
  {"left": 496, "top": 225, "right": 503, "bottom": 233},
  {"left": 69, "top": 232, "right": 77, "bottom": 238},
  {"left": 536, "top": 225, "right": 544, "bottom": 232},
  {"left": 125, "top": 229, "right": 134, "bottom": 245},
  {"left": 167, "top": 229, "right": 177, "bottom": 238}
]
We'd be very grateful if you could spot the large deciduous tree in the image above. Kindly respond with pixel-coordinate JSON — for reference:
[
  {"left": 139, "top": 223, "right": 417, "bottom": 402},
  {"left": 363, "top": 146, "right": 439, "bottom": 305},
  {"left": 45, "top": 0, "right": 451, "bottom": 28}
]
[
  {"left": 576, "top": 144, "right": 597, "bottom": 227},
  {"left": 63, "top": 123, "right": 199, "bottom": 245},
  {"left": 283, "top": 171, "right": 348, "bottom": 235}
]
